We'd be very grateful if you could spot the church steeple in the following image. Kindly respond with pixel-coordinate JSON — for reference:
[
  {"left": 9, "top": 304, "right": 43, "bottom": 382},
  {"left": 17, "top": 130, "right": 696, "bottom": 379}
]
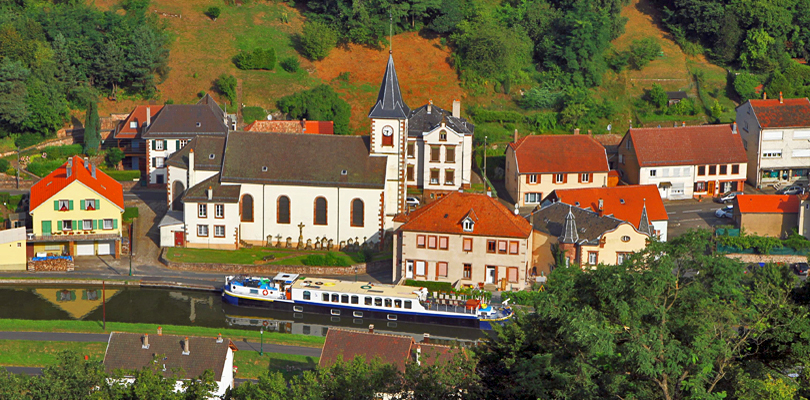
[
  {"left": 638, "top": 200, "right": 653, "bottom": 236},
  {"left": 368, "top": 52, "right": 410, "bottom": 119}
]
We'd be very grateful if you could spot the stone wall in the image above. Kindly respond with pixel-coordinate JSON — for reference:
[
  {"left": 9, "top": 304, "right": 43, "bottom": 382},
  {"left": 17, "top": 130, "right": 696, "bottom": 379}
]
[{"left": 159, "top": 248, "right": 389, "bottom": 276}]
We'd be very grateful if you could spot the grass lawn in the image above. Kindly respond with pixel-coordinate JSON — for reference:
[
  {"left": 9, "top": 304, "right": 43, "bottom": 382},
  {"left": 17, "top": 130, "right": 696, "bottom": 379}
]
[
  {"left": 404, "top": 280, "right": 455, "bottom": 293},
  {"left": 0, "top": 319, "right": 325, "bottom": 348},
  {"left": 166, "top": 247, "right": 296, "bottom": 264},
  {"left": 235, "top": 351, "right": 318, "bottom": 380},
  {"left": 0, "top": 340, "right": 107, "bottom": 367}
]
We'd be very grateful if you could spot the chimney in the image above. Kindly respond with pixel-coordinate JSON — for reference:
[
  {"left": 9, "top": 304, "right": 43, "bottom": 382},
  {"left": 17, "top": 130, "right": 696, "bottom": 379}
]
[
  {"left": 302, "top": 118, "right": 307, "bottom": 133},
  {"left": 182, "top": 336, "right": 190, "bottom": 355},
  {"left": 84, "top": 157, "right": 90, "bottom": 170},
  {"left": 416, "top": 345, "right": 422, "bottom": 366},
  {"left": 66, "top": 165, "right": 72, "bottom": 178},
  {"left": 368, "top": 324, "right": 375, "bottom": 334},
  {"left": 427, "top": 100, "right": 433, "bottom": 114},
  {"left": 142, "top": 334, "right": 150, "bottom": 349},
  {"left": 573, "top": 128, "right": 580, "bottom": 135},
  {"left": 780, "top": 91, "right": 784, "bottom": 104},
  {"left": 732, "top": 122, "right": 738, "bottom": 134},
  {"left": 587, "top": 129, "right": 592, "bottom": 136},
  {"left": 598, "top": 198, "right": 604, "bottom": 211},
  {"left": 682, "top": 121, "right": 686, "bottom": 127},
  {"left": 91, "top": 163, "right": 97, "bottom": 179},
  {"left": 763, "top": 91, "right": 767, "bottom": 100},
  {"left": 513, "top": 129, "right": 519, "bottom": 143},
  {"left": 216, "top": 333, "right": 223, "bottom": 343},
  {"left": 207, "top": 186, "right": 213, "bottom": 200},
  {"left": 423, "top": 333, "right": 430, "bottom": 344},
  {"left": 146, "top": 107, "right": 151, "bottom": 127},
  {"left": 157, "top": 326, "right": 162, "bottom": 336},
  {"left": 188, "top": 148, "right": 195, "bottom": 188},
  {"left": 452, "top": 99, "right": 460, "bottom": 118}
]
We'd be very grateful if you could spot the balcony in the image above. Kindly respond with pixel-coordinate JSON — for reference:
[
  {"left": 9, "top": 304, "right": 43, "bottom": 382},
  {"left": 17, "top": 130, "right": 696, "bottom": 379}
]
[{"left": 26, "top": 229, "right": 121, "bottom": 243}]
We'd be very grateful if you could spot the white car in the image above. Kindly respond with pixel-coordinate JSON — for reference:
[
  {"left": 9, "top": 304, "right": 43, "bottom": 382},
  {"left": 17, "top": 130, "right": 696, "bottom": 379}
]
[
  {"left": 406, "top": 197, "right": 420, "bottom": 207},
  {"left": 715, "top": 205, "right": 733, "bottom": 218}
]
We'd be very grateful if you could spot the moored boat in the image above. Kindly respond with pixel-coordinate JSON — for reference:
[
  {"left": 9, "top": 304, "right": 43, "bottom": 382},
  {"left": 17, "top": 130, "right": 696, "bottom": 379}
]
[{"left": 222, "top": 273, "right": 512, "bottom": 330}]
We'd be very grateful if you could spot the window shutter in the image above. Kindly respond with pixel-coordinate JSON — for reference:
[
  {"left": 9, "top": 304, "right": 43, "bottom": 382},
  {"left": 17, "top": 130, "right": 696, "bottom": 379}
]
[
  {"left": 578, "top": 174, "right": 582, "bottom": 183},
  {"left": 42, "top": 221, "right": 51, "bottom": 235},
  {"left": 151, "top": 158, "right": 156, "bottom": 168},
  {"left": 80, "top": 200, "right": 85, "bottom": 210},
  {"left": 176, "top": 140, "right": 180, "bottom": 150},
  {"left": 151, "top": 140, "right": 156, "bottom": 150},
  {"left": 93, "top": 219, "right": 98, "bottom": 230},
  {"left": 75, "top": 220, "right": 80, "bottom": 229},
  {"left": 96, "top": 199, "right": 100, "bottom": 210},
  {"left": 69, "top": 200, "right": 74, "bottom": 210},
  {"left": 563, "top": 174, "right": 568, "bottom": 183},
  {"left": 113, "top": 219, "right": 118, "bottom": 229},
  {"left": 163, "top": 140, "right": 167, "bottom": 150},
  {"left": 525, "top": 175, "right": 530, "bottom": 184},
  {"left": 54, "top": 201, "right": 59, "bottom": 211}
]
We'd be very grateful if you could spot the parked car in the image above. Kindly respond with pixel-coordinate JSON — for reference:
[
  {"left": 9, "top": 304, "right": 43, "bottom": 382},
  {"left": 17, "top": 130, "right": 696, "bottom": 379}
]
[
  {"left": 776, "top": 185, "right": 806, "bottom": 195},
  {"left": 792, "top": 262, "right": 809, "bottom": 276},
  {"left": 714, "top": 191, "right": 744, "bottom": 203},
  {"left": 406, "top": 197, "right": 420, "bottom": 207},
  {"left": 715, "top": 205, "right": 733, "bottom": 218}
]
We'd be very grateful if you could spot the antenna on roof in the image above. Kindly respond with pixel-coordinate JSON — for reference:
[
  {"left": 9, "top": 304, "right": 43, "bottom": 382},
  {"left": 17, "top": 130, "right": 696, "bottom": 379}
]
[{"left": 389, "top": 9, "right": 393, "bottom": 54}]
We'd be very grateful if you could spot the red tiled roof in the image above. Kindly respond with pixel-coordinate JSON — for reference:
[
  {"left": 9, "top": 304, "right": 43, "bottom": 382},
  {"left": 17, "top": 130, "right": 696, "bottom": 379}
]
[
  {"left": 545, "top": 185, "right": 668, "bottom": 229},
  {"left": 625, "top": 125, "right": 747, "bottom": 167},
  {"left": 592, "top": 133, "right": 624, "bottom": 147},
  {"left": 394, "top": 192, "right": 532, "bottom": 238},
  {"left": 30, "top": 156, "right": 124, "bottom": 212},
  {"left": 319, "top": 329, "right": 414, "bottom": 372},
  {"left": 244, "top": 120, "right": 334, "bottom": 134},
  {"left": 748, "top": 98, "right": 810, "bottom": 128},
  {"left": 114, "top": 105, "right": 164, "bottom": 139},
  {"left": 735, "top": 194, "right": 800, "bottom": 214},
  {"left": 507, "top": 135, "right": 608, "bottom": 174}
]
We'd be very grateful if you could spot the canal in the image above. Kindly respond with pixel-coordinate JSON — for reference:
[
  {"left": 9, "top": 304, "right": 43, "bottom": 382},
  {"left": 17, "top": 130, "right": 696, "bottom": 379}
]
[{"left": 0, "top": 286, "right": 485, "bottom": 343}]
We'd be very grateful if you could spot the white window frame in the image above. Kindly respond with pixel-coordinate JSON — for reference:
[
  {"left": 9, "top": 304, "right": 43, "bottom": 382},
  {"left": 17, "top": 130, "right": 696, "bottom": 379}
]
[
  {"left": 793, "top": 149, "right": 810, "bottom": 158},
  {"left": 129, "top": 121, "right": 137, "bottom": 129},
  {"left": 554, "top": 173, "right": 564, "bottom": 183},
  {"left": 581, "top": 173, "right": 590, "bottom": 183},
  {"left": 762, "top": 131, "right": 783, "bottom": 141},
  {"left": 197, "top": 225, "right": 208, "bottom": 237},
  {"left": 85, "top": 199, "right": 96, "bottom": 210},
  {"left": 155, "top": 157, "right": 165, "bottom": 168},
  {"left": 588, "top": 252, "right": 597, "bottom": 265},
  {"left": 215, "top": 204, "right": 224, "bottom": 218},
  {"left": 58, "top": 200, "right": 69, "bottom": 210},
  {"left": 214, "top": 225, "right": 225, "bottom": 237},
  {"left": 524, "top": 192, "right": 542, "bottom": 204},
  {"left": 103, "top": 219, "right": 113, "bottom": 230},
  {"left": 82, "top": 220, "right": 92, "bottom": 230},
  {"left": 649, "top": 169, "right": 657, "bottom": 177},
  {"left": 155, "top": 140, "right": 164, "bottom": 150},
  {"left": 62, "top": 220, "right": 73, "bottom": 231},
  {"left": 529, "top": 174, "right": 537, "bottom": 184},
  {"left": 198, "top": 204, "right": 207, "bottom": 218},
  {"left": 763, "top": 151, "right": 783, "bottom": 159},
  {"left": 462, "top": 219, "right": 474, "bottom": 232}
]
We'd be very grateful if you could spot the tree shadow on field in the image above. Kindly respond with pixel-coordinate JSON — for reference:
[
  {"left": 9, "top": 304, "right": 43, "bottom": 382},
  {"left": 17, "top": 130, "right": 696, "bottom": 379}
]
[{"left": 633, "top": 0, "right": 678, "bottom": 44}]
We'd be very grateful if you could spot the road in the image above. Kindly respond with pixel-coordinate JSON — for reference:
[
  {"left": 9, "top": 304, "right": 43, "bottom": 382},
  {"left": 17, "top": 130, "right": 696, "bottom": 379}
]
[{"left": 662, "top": 198, "right": 731, "bottom": 238}]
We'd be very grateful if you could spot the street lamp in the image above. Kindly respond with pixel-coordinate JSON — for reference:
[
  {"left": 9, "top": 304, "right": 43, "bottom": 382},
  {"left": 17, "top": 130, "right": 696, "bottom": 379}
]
[
  {"left": 259, "top": 328, "right": 264, "bottom": 356},
  {"left": 129, "top": 218, "right": 134, "bottom": 276},
  {"left": 483, "top": 136, "right": 488, "bottom": 191}
]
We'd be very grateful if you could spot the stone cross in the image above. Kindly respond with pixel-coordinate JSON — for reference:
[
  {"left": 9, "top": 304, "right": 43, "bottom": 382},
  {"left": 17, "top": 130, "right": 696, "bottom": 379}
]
[{"left": 297, "top": 222, "right": 305, "bottom": 249}]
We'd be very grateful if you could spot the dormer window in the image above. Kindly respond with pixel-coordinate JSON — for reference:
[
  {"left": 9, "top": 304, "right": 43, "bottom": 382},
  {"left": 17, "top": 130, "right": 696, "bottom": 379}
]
[
  {"left": 439, "top": 130, "right": 447, "bottom": 141},
  {"left": 209, "top": 154, "right": 215, "bottom": 160},
  {"left": 196, "top": 122, "right": 202, "bottom": 127},
  {"left": 462, "top": 218, "right": 474, "bottom": 232},
  {"left": 262, "top": 166, "right": 268, "bottom": 172},
  {"left": 129, "top": 121, "right": 137, "bottom": 129}
]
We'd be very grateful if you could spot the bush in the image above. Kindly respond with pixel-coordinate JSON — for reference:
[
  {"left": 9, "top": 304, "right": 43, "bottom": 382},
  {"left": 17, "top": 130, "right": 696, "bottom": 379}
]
[
  {"left": 301, "top": 252, "right": 351, "bottom": 267},
  {"left": 280, "top": 56, "right": 300, "bottom": 73},
  {"left": 15, "top": 133, "right": 44, "bottom": 149},
  {"left": 43, "top": 144, "right": 83, "bottom": 160},
  {"left": 234, "top": 48, "right": 275, "bottom": 70},
  {"left": 27, "top": 159, "right": 65, "bottom": 177},
  {"left": 242, "top": 106, "right": 266, "bottom": 124},
  {"left": 0, "top": 159, "right": 10, "bottom": 174},
  {"left": 277, "top": 85, "right": 351, "bottom": 134},
  {"left": 123, "top": 207, "right": 139, "bottom": 223},
  {"left": 629, "top": 37, "right": 661, "bottom": 70},
  {"left": 205, "top": 7, "right": 220, "bottom": 20},
  {"left": 197, "top": 90, "right": 206, "bottom": 98},
  {"left": 519, "top": 87, "right": 562, "bottom": 110},
  {"left": 649, "top": 83, "right": 668, "bottom": 109},
  {"left": 103, "top": 170, "right": 141, "bottom": 181},
  {"left": 215, "top": 74, "right": 237, "bottom": 104},
  {"left": 501, "top": 289, "right": 543, "bottom": 305},
  {"left": 105, "top": 148, "right": 124, "bottom": 168},
  {"left": 468, "top": 107, "right": 524, "bottom": 123},
  {"left": 299, "top": 21, "right": 337, "bottom": 61}
]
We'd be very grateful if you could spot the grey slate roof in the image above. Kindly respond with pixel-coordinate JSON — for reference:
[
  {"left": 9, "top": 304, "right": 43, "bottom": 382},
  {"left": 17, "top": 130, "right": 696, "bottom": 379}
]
[
  {"left": 638, "top": 204, "right": 652, "bottom": 236},
  {"left": 407, "top": 104, "right": 474, "bottom": 137},
  {"left": 165, "top": 136, "right": 225, "bottom": 171},
  {"left": 158, "top": 210, "right": 184, "bottom": 227},
  {"left": 103, "top": 332, "right": 232, "bottom": 381},
  {"left": 142, "top": 96, "right": 228, "bottom": 138},
  {"left": 220, "top": 131, "right": 387, "bottom": 189},
  {"left": 558, "top": 206, "right": 579, "bottom": 244},
  {"left": 368, "top": 54, "right": 410, "bottom": 119},
  {"left": 529, "top": 202, "right": 626, "bottom": 245},
  {"left": 667, "top": 91, "right": 688, "bottom": 100},
  {"left": 184, "top": 173, "right": 241, "bottom": 204}
]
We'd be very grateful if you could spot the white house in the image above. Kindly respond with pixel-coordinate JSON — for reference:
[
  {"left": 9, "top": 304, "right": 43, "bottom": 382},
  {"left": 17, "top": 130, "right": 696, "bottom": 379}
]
[
  {"left": 617, "top": 124, "right": 748, "bottom": 200},
  {"left": 736, "top": 95, "right": 810, "bottom": 188}
]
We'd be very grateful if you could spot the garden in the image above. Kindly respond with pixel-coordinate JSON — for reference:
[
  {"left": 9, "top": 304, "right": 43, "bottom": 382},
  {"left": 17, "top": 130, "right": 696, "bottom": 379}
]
[{"left": 165, "top": 247, "right": 370, "bottom": 266}]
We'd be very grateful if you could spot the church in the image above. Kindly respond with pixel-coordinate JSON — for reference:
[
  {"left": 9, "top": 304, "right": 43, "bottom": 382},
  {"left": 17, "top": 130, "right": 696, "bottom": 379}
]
[{"left": 160, "top": 53, "right": 474, "bottom": 249}]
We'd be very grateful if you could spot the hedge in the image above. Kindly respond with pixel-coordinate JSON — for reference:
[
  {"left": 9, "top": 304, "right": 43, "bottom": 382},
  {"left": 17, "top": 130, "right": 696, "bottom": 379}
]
[{"left": 103, "top": 170, "right": 141, "bottom": 181}]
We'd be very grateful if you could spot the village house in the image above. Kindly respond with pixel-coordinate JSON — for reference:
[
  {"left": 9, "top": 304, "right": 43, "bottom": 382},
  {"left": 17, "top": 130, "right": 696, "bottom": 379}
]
[
  {"left": 393, "top": 192, "right": 533, "bottom": 291},
  {"left": 505, "top": 133, "right": 610, "bottom": 207},
  {"left": 28, "top": 156, "right": 124, "bottom": 258},
  {"left": 141, "top": 94, "right": 232, "bottom": 187},
  {"left": 529, "top": 202, "right": 650, "bottom": 275},
  {"left": 592, "top": 133, "right": 624, "bottom": 170},
  {"left": 0, "top": 227, "right": 26, "bottom": 270},
  {"left": 244, "top": 119, "right": 334, "bottom": 134},
  {"left": 617, "top": 124, "right": 747, "bottom": 200},
  {"left": 103, "top": 332, "right": 237, "bottom": 398},
  {"left": 733, "top": 194, "right": 800, "bottom": 238},
  {"left": 542, "top": 184, "right": 669, "bottom": 241},
  {"left": 319, "top": 327, "right": 462, "bottom": 372},
  {"left": 111, "top": 105, "right": 164, "bottom": 174},
  {"left": 736, "top": 95, "right": 810, "bottom": 188}
]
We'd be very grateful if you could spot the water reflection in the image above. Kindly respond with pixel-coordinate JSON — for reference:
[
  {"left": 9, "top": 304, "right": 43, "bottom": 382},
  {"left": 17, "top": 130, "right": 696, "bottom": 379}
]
[{"left": 0, "top": 286, "right": 483, "bottom": 343}]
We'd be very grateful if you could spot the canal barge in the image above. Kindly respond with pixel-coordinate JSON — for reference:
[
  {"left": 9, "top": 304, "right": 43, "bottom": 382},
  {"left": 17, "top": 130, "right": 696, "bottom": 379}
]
[{"left": 222, "top": 273, "right": 512, "bottom": 330}]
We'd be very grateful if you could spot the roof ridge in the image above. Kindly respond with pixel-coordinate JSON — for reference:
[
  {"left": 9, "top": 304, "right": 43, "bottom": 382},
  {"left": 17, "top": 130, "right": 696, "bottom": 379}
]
[{"left": 328, "top": 328, "right": 413, "bottom": 341}]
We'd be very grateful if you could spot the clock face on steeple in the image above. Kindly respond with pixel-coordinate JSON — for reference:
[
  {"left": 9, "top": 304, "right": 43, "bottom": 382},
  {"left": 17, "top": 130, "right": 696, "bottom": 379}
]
[{"left": 382, "top": 126, "right": 394, "bottom": 136}]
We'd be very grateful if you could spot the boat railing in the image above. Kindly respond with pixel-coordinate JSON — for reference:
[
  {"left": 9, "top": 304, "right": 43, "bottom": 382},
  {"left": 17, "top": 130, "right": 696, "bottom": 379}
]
[{"left": 421, "top": 300, "right": 478, "bottom": 315}]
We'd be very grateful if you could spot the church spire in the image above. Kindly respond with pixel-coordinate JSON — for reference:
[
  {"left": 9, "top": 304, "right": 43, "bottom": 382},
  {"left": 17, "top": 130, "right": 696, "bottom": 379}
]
[
  {"left": 368, "top": 53, "right": 410, "bottom": 119},
  {"left": 558, "top": 205, "right": 579, "bottom": 244},
  {"left": 638, "top": 199, "right": 652, "bottom": 236}
]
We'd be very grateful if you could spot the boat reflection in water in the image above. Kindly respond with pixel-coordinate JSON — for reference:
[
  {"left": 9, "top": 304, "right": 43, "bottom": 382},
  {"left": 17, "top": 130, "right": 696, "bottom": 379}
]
[{"left": 0, "top": 286, "right": 484, "bottom": 344}]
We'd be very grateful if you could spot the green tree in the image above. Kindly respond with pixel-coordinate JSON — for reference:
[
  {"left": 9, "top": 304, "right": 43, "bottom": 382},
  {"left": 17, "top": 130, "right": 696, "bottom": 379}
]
[
  {"left": 105, "top": 147, "right": 125, "bottom": 168},
  {"left": 628, "top": 37, "right": 661, "bottom": 69},
  {"left": 27, "top": 350, "right": 106, "bottom": 399},
  {"left": 277, "top": 85, "right": 351, "bottom": 134},
  {"left": 205, "top": 7, "right": 221, "bottom": 20},
  {"left": 740, "top": 28, "right": 776, "bottom": 72},
  {"left": 649, "top": 83, "right": 668, "bottom": 108},
  {"left": 0, "top": 59, "right": 30, "bottom": 131},
  {"left": 734, "top": 73, "right": 760, "bottom": 101},
  {"left": 451, "top": 16, "right": 532, "bottom": 80},
  {"left": 83, "top": 100, "right": 100, "bottom": 153},
  {"left": 300, "top": 21, "right": 338, "bottom": 61},
  {"left": 22, "top": 77, "right": 69, "bottom": 137},
  {"left": 215, "top": 74, "right": 237, "bottom": 104},
  {"left": 766, "top": 71, "right": 792, "bottom": 98}
]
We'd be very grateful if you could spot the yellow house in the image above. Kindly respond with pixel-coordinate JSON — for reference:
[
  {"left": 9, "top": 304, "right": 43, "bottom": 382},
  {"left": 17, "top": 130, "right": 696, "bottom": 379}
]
[
  {"left": 29, "top": 156, "right": 124, "bottom": 258},
  {"left": 0, "top": 227, "right": 26, "bottom": 270},
  {"left": 529, "top": 202, "right": 649, "bottom": 276}
]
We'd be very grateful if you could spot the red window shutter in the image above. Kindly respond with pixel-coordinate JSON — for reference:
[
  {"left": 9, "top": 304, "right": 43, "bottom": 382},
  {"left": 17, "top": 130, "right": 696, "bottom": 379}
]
[
  {"left": 578, "top": 174, "right": 582, "bottom": 183},
  {"left": 563, "top": 174, "right": 568, "bottom": 183},
  {"left": 525, "top": 175, "right": 530, "bottom": 184}
]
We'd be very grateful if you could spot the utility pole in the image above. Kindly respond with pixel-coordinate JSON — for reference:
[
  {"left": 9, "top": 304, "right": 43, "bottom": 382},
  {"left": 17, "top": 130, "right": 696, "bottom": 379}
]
[
  {"left": 15, "top": 147, "right": 20, "bottom": 189},
  {"left": 483, "top": 136, "right": 488, "bottom": 192},
  {"left": 259, "top": 328, "right": 264, "bottom": 356},
  {"left": 102, "top": 280, "right": 106, "bottom": 331},
  {"left": 129, "top": 220, "right": 133, "bottom": 276}
]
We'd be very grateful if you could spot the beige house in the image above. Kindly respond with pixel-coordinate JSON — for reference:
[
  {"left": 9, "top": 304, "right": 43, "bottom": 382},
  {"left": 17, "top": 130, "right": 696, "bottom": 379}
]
[
  {"left": 528, "top": 202, "right": 650, "bottom": 276},
  {"left": 505, "top": 133, "right": 609, "bottom": 207},
  {"left": 393, "top": 192, "right": 533, "bottom": 291},
  {"left": 733, "top": 194, "right": 800, "bottom": 238},
  {"left": 0, "top": 227, "right": 26, "bottom": 270}
]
